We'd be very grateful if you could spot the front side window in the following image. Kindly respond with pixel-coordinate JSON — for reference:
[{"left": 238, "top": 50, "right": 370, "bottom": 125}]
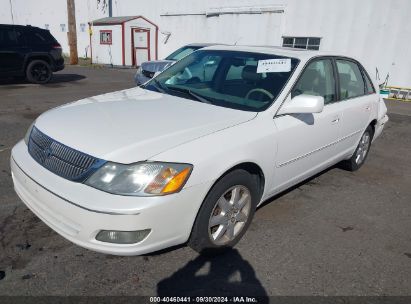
[
  {"left": 291, "top": 59, "right": 336, "bottom": 104},
  {"left": 144, "top": 50, "right": 299, "bottom": 112},
  {"left": 336, "top": 59, "right": 366, "bottom": 99}
]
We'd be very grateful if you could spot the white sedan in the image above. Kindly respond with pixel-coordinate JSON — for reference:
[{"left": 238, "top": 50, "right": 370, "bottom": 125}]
[{"left": 11, "top": 46, "right": 388, "bottom": 255}]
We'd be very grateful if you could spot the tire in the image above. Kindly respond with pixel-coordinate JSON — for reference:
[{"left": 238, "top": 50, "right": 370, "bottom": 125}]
[
  {"left": 25, "top": 60, "right": 52, "bottom": 84},
  {"left": 340, "top": 125, "right": 373, "bottom": 171},
  {"left": 189, "top": 169, "right": 259, "bottom": 254}
]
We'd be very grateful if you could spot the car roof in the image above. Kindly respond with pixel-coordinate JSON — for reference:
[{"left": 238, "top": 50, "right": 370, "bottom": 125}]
[
  {"left": 200, "top": 44, "right": 354, "bottom": 61},
  {"left": 0, "top": 24, "right": 45, "bottom": 31},
  {"left": 185, "top": 43, "right": 228, "bottom": 48}
]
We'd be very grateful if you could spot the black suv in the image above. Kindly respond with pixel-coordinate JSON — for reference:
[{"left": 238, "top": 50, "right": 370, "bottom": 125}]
[{"left": 0, "top": 24, "right": 64, "bottom": 84}]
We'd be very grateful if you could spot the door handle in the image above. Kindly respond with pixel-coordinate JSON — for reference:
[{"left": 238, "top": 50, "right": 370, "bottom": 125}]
[
  {"left": 365, "top": 105, "right": 371, "bottom": 111},
  {"left": 331, "top": 116, "right": 340, "bottom": 124}
]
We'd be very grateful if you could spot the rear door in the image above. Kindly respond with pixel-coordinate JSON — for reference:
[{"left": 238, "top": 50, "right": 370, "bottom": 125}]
[
  {"left": 334, "top": 58, "right": 377, "bottom": 155},
  {"left": 0, "top": 27, "right": 26, "bottom": 75},
  {"left": 272, "top": 58, "right": 341, "bottom": 192}
]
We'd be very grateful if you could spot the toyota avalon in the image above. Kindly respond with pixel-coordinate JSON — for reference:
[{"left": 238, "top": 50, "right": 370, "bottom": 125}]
[{"left": 11, "top": 45, "right": 388, "bottom": 255}]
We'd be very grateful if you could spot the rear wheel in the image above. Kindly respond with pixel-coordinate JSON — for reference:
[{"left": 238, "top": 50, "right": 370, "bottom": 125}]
[
  {"left": 26, "top": 60, "right": 52, "bottom": 84},
  {"left": 189, "top": 169, "right": 259, "bottom": 254},
  {"left": 340, "top": 125, "right": 373, "bottom": 171}
]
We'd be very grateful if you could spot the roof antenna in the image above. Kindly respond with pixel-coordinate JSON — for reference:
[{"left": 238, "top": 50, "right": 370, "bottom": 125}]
[{"left": 234, "top": 37, "right": 242, "bottom": 45}]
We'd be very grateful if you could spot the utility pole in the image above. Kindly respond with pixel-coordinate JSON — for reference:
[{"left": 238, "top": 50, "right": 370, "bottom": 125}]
[
  {"left": 108, "top": 0, "right": 113, "bottom": 17},
  {"left": 67, "top": 0, "right": 78, "bottom": 65}
]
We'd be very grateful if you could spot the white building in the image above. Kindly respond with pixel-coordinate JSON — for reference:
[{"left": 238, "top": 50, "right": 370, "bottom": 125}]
[{"left": 1, "top": 0, "right": 410, "bottom": 87}]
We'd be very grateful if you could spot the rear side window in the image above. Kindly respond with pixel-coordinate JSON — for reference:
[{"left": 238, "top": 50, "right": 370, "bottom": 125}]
[
  {"left": 26, "top": 30, "right": 56, "bottom": 45},
  {"left": 292, "top": 58, "right": 336, "bottom": 104},
  {"left": 336, "top": 59, "right": 366, "bottom": 99}
]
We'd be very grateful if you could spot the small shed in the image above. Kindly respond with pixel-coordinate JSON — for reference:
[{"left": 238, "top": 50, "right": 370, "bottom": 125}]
[{"left": 89, "top": 16, "right": 158, "bottom": 66}]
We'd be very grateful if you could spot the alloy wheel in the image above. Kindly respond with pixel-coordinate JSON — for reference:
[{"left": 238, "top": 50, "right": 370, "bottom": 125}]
[
  {"left": 30, "top": 63, "right": 50, "bottom": 82},
  {"left": 208, "top": 185, "right": 252, "bottom": 245},
  {"left": 355, "top": 132, "right": 371, "bottom": 165}
]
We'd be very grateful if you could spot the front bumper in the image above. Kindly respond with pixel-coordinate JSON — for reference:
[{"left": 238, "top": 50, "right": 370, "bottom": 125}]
[{"left": 11, "top": 141, "right": 211, "bottom": 255}]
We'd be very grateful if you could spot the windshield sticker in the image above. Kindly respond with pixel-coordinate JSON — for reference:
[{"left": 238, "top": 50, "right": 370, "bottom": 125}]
[{"left": 257, "top": 59, "right": 291, "bottom": 73}]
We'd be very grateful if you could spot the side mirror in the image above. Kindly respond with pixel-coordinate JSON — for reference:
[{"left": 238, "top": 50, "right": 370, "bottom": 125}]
[{"left": 277, "top": 94, "right": 324, "bottom": 115}]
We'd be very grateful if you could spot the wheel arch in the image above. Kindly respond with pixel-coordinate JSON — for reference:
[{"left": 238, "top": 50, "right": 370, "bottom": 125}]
[
  {"left": 203, "top": 161, "right": 266, "bottom": 205},
  {"left": 369, "top": 119, "right": 377, "bottom": 137},
  {"left": 24, "top": 54, "right": 52, "bottom": 70}
]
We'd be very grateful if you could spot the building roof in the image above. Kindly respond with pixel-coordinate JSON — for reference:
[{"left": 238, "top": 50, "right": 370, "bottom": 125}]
[{"left": 90, "top": 16, "right": 146, "bottom": 25}]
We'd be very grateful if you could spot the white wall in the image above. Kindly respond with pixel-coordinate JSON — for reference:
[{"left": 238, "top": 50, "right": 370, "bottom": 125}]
[
  {"left": 112, "top": 0, "right": 287, "bottom": 58},
  {"left": 112, "top": 0, "right": 411, "bottom": 87},
  {"left": 2, "top": 0, "right": 410, "bottom": 87},
  {"left": 91, "top": 25, "right": 122, "bottom": 66},
  {"left": 283, "top": 0, "right": 411, "bottom": 88},
  {"left": 0, "top": 0, "right": 105, "bottom": 57}
]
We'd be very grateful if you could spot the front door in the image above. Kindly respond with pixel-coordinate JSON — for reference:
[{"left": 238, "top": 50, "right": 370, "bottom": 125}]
[
  {"left": 132, "top": 28, "right": 150, "bottom": 66},
  {"left": 271, "top": 58, "right": 341, "bottom": 193}
]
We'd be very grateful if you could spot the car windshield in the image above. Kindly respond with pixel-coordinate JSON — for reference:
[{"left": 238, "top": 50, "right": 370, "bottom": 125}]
[
  {"left": 165, "top": 46, "right": 202, "bottom": 61},
  {"left": 144, "top": 50, "right": 300, "bottom": 112}
]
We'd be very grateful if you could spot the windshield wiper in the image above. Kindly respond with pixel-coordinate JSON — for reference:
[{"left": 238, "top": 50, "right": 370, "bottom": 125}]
[
  {"left": 142, "top": 78, "right": 166, "bottom": 93},
  {"left": 166, "top": 86, "right": 213, "bottom": 104},
  {"left": 151, "top": 78, "right": 167, "bottom": 93}
]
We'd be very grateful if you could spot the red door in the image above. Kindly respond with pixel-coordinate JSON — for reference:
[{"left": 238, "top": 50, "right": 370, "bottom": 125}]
[{"left": 132, "top": 28, "right": 150, "bottom": 66}]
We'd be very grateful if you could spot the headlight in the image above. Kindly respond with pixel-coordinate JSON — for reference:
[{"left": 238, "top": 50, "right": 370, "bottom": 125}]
[
  {"left": 24, "top": 121, "right": 36, "bottom": 145},
  {"left": 84, "top": 162, "right": 192, "bottom": 196}
]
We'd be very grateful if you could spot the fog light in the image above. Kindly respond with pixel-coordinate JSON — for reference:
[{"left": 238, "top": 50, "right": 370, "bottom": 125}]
[{"left": 96, "top": 229, "right": 150, "bottom": 244}]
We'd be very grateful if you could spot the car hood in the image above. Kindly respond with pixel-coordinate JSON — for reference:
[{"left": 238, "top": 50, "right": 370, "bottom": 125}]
[
  {"left": 141, "top": 60, "right": 175, "bottom": 73},
  {"left": 35, "top": 88, "right": 257, "bottom": 163}
]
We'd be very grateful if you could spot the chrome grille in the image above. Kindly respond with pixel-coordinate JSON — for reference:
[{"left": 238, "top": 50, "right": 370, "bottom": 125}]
[{"left": 28, "top": 126, "right": 105, "bottom": 182}]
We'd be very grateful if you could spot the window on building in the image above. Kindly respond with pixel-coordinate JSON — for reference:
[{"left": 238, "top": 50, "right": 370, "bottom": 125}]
[
  {"left": 283, "top": 37, "right": 321, "bottom": 50},
  {"left": 100, "top": 30, "right": 112, "bottom": 45},
  {"left": 80, "top": 23, "right": 86, "bottom": 32},
  {"left": 60, "top": 24, "right": 66, "bottom": 32}
]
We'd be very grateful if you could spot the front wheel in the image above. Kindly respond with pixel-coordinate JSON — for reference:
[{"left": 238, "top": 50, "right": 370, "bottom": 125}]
[
  {"left": 340, "top": 126, "right": 373, "bottom": 171},
  {"left": 189, "top": 169, "right": 259, "bottom": 254}
]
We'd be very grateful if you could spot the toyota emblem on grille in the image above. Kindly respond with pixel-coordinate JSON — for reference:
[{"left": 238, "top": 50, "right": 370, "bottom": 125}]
[{"left": 44, "top": 147, "right": 53, "bottom": 158}]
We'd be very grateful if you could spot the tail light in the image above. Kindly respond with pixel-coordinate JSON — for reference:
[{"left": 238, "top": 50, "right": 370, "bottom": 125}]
[{"left": 53, "top": 44, "right": 62, "bottom": 49}]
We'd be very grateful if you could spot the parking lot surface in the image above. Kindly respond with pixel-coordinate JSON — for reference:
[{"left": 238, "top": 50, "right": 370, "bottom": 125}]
[{"left": 0, "top": 66, "right": 410, "bottom": 296}]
